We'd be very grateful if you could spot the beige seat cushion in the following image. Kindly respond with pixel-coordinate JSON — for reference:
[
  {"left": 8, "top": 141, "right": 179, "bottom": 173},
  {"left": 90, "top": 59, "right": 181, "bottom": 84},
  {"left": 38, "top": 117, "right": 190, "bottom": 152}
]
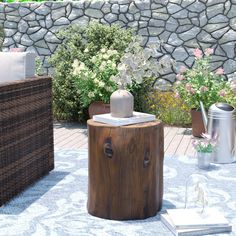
[{"left": 0, "top": 52, "right": 36, "bottom": 83}]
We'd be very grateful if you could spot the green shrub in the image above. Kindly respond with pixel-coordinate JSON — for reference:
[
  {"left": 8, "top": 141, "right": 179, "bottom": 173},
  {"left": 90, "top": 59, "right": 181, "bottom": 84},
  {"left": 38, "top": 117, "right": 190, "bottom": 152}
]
[
  {"left": 50, "top": 22, "right": 134, "bottom": 121},
  {"left": 147, "top": 89, "right": 191, "bottom": 126},
  {"left": 0, "top": 25, "right": 4, "bottom": 51}
]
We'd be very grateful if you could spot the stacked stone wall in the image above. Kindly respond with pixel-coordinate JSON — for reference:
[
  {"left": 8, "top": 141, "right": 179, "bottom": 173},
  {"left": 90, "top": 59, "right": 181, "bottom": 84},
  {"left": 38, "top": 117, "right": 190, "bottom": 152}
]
[{"left": 0, "top": 0, "right": 236, "bottom": 82}]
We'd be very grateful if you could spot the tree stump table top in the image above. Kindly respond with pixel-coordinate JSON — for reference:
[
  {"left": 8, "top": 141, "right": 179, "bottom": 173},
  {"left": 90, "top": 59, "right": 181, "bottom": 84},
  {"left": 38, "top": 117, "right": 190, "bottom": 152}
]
[{"left": 87, "top": 119, "right": 164, "bottom": 220}]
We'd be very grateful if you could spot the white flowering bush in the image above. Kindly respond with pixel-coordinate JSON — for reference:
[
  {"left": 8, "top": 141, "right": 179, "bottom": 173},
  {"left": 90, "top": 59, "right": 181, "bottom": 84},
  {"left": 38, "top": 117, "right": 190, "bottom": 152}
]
[{"left": 72, "top": 48, "right": 119, "bottom": 107}]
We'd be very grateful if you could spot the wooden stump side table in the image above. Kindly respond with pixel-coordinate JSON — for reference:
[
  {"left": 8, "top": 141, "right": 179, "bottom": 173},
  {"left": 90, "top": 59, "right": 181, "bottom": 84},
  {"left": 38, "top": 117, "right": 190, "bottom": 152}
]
[{"left": 87, "top": 119, "right": 164, "bottom": 220}]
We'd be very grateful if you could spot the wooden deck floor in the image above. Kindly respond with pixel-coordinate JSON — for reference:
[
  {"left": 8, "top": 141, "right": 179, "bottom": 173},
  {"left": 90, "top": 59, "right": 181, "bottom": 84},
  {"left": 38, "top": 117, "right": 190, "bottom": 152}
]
[{"left": 54, "top": 122, "right": 195, "bottom": 157}]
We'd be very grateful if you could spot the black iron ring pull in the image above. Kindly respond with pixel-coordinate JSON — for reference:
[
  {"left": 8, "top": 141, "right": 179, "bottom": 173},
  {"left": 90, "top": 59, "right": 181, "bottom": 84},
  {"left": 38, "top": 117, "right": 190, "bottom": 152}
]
[
  {"left": 104, "top": 138, "right": 113, "bottom": 158},
  {"left": 143, "top": 150, "right": 150, "bottom": 168}
]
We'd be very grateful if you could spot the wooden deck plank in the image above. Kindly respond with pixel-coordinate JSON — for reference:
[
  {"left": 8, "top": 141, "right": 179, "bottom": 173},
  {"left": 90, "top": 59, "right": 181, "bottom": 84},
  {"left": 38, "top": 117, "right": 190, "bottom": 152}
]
[
  {"left": 165, "top": 128, "right": 186, "bottom": 156},
  {"left": 53, "top": 122, "right": 193, "bottom": 157}
]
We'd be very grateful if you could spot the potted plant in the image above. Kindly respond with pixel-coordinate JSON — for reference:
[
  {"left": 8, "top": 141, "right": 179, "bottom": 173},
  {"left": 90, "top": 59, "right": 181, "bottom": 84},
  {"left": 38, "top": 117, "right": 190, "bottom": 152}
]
[
  {"left": 72, "top": 47, "right": 119, "bottom": 117},
  {"left": 174, "top": 48, "right": 236, "bottom": 137},
  {"left": 110, "top": 41, "right": 171, "bottom": 117},
  {"left": 192, "top": 133, "right": 217, "bottom": 170}
]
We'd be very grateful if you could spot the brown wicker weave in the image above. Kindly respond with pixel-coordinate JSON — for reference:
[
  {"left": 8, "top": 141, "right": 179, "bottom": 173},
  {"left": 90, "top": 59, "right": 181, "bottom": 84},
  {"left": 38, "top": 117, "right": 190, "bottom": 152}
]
[{"left": 0, "top": 76, "right": 54, "bottom": 206}]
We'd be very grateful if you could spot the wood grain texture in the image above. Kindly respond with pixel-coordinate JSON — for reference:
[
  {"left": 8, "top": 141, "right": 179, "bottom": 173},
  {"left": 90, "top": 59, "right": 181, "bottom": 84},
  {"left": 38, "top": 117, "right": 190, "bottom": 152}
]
[{"left": 87, "top": 120, "right": 164, "bottom": 220}]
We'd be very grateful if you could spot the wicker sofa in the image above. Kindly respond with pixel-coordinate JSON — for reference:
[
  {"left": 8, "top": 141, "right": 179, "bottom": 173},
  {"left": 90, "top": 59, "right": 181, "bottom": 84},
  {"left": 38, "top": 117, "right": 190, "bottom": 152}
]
[{"left": 0, "top": 76, "right": 54, "bottom": 206}]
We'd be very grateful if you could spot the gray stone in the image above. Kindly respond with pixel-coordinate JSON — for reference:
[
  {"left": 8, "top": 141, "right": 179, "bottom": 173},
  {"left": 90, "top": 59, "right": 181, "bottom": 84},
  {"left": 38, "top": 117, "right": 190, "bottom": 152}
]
[
  {"left": 211, "top": 55, "right": 227, "bottom": 62},
  {"left": 224, "top": 1, "right": 231, "bottom": 15},
  {"left": 203, "top": 23, "right": 228, "bottom": 33},
  {"left": 197, "top": 30, "right": 215, "bottom": 43},
  {"left": 223, "top": 59, "right": 236, "bottom": 74},
  {"left": 111, "top": 4, "right": 119, "bottom": 14},
  {"left": 165, "top": 16, "right": 178, "bottom": 31},
  {"left": 227, "top": 4, "right": 236, "bottom": 18},
  {"left": 51, "top": 2, "right": 67, "bottom": 10},
  {"left": 50, "top": 25, "right": 65, "bottom": 33},
  {"left": 167, "top": 3, "right": 182, "bottom": 14},
  {"left": 6, "top": 15, "right": 20, "bottom": 22},
  {"left": 129, "top": 2, "right": 139, "bottom": 14},
  {"left": 176, "top": 25, "right": 193, "bottom": 34},
  {"left": 211, "top": 26, "right": 229, "bottom": 39},
  {"left": 187, "top": 1, "right": 206, "bottom": 13},
  {"left": 141, "top": 10, "right": 152, "bottom": 17},
  {"left": 163, "top": 44, "right": 175, "bottom": 53},
  {"left": 148, "top": 26, "right": 164, "bottom": 36},
  {"left": 66, "top": 3, "right": 72, "bottom": 17},
  {"left": 230, "top": 17, "right": 236, "bottom": 30},
  {"left": 54, "top": 17, "right": 70, "bottom": 26},
  {"left": 19, "top": 7, "right": 31, "bottom": 17},
  {"left": 220, "top": 29, "right": 236, "bottom": 44},
  {"left": 104, "top": 13, "right": 118, "bottom": 23},
  {"left": 73, "top": 1, "right": 85, "bottom": 9},
  {"left": 4, "top": 28, "right": 16, "bottom": 37},
  {"left": 159, "top": 31, "right": 171, "bottom": 42},
  {"left": 191, "top": 17, "right": 199, "bottom": 26},
  {"left": 34, "top": 5, "right": 51, "bottom": 16},
  {"left": 28, "top": 21, "right": 40, "bottom": 27},
  {"left": 114, "top": 20, "right": 126, "bottom": 27},
  {"left": 209, "top": 14, "right": 229, "bottom": 24},
  {"left": 151, "top": 3, "right": 166, "bottom": 10},
  {"left": 184, "top": 39, "right": 200, "bottom": 48},
  {"left": 147, "top": 36, "right": 160, "bottom": 46},
  {"left": 120, "top": 4, "right": 128, "bottom": 13},
  {"left": 215, "top": 45, "right": 227, "bottom": 57},
  {"left": 140, "top": 16, "right": 149, "bottom": 21},
  {"left": 127, "top": 21, "right": 138, "bottom": 28},
  {"left": 185, "top": 56, "right": 195, "bottom": 67},
  {"left": 209, "top": 61, "right": 224, "bottom": 71},
  {"left": 138, "top": 28, "right": 149, "bottom": 36},
  {"left": 35, "top": 39, "right": 48, "bottom": 49},
  {"left": 178, "top": 18, "right": 191, "bottom": 25},
  {"left": 68, "top": 9, "right": 84, "bottom": 21},
  {"left": 29, "top": 28, "right": 47, "bottom": 41},
  {"left": 126, "top": 13, "right": 134, "bottom": 21},
  {"left": 85, "top": 8, "right": 103, "bottom": 18},
  {"left": 168, "top": 33, "right": 183, "bottom": 46},
  {"left": 179, "top": 26, "right": 201, "bottom": 41},
  {"left": 101, "top": 3, "right": 111, "bottom": 14},
  {"left": 199, "top": 12, "right": 208, "bottom": 27},
  {"left": 162, "top": 74, "right": 176, "bottom": 84},
  {"left": 71, "top": 16, "right": 89, "bottom": 26},
  {"left": 134, "top": 13, "right": 141, "bottom": 20},
  {"left": 135, "top": 0, "right": 150, "bottom": 10},
  {"left": 188, "top": 12, "right": 198, "bottom": 18},
  {"left": 152, "top": 12, "right": 169, "bottom": 20},
  {"left": 27, "top": 27, "right": 41, "bottom": 35},
  {"left": 4, "top": 37, "right": 15, "bottom": 47},
  {"left": 51, "top": 9, "right": 66, "bottom": 21},
  {"left": 206, "top": 4, "right": 224, "bottom": 19},
  {"left": 24, "top": 12, "right": 36, "bottom": 21},
  {"left": 140, "top": 35, "right": 148, "bottom": 46},
  {"left": 221, "top": 42, "right": 236, "bottom": 58},
  {"left": 119, "top": 14, "right": 128, "bottom": 23},
  {"left": 90, "top": 0, "right": 104, "bottom": 9},
  {"left": 13, "top": 32, "right": 22, "bottom": 43},
  {"left": 149, "top": 19, "right": 165, "bottom": 27},
  {"left": 36, "top": 15, "right": 45, "bottom": 21},
  {"left": 4, "top": 21, "right": 17, "bottom": 29},
  {"left": 47, "top": 43, "right": 58, "bottom": 53},
  {"left": 181, "top": 0, "right": 195, "bottom": 8},
  {"left": 172, "top": 46, "right": 188, "bottom": 61},
  {"left": 21, "top": 34, "right": 33, "bottom": 46},
  {"left": 172, "top": 9, "right": 188, "bottom": 19},
  {"left": 37, "top": 47, "right": 51, "bottom": 56},
  {"left": 207, "top": 0, "right": 226, "bottom": 6},
  {"left": 18, "top": 19, "right": 28, "bottom": 33},
  {"left": 45, "top": 15, "right": 53, "bottom": 29}
]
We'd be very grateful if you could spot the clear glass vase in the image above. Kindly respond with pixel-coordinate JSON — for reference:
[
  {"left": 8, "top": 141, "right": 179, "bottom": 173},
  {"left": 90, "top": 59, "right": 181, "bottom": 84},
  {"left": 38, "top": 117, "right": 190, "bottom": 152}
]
[{"left": 197, "top": 152, "right": 212, "bottom": 170}]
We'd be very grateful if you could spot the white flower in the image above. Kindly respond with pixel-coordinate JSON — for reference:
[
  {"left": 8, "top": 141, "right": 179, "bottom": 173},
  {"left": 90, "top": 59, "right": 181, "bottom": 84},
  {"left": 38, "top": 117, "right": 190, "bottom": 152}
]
[
  {"left": 84, "top": 48, "right": 89, "bottom": 53},
  {"left": 94, "top": 78, "right": 99, "bottom": 84},
  {"left": 101, "top": 48, "right": 106, "bottom": 53},
  {"left": 88, "top": 92, "right": 95, "bottom": 98},
  {"left": 98, "top": 81, "right": 105, "bottom": 88},
  {"left": 102, "top": 54, "right": 109, "bottom": 60}
]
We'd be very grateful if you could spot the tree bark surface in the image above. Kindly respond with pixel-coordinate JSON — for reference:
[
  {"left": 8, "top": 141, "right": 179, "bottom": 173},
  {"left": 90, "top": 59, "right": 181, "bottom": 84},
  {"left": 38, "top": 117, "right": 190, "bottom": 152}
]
[{"left": 87, "top": 119, "right": 164, "bottom": 220}]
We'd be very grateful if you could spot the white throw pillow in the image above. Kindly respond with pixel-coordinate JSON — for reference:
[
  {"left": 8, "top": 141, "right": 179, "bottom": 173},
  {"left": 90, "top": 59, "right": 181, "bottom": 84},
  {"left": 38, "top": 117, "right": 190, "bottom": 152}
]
[{"left": 0, "top": 52, "right": 36, "bottom": 83}]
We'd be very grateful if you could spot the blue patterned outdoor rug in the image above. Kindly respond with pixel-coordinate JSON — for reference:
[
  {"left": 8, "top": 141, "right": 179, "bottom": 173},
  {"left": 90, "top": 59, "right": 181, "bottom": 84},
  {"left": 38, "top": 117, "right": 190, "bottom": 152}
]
[{"left": 0, "top": 149, "right": 235, "bottom": 236}]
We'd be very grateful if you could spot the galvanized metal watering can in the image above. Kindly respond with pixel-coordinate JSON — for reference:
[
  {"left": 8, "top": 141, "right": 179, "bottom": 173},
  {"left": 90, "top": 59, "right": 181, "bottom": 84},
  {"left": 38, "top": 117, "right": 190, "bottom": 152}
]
[{"left": 200, "top": 101, "right": 236, "bottom": 164}]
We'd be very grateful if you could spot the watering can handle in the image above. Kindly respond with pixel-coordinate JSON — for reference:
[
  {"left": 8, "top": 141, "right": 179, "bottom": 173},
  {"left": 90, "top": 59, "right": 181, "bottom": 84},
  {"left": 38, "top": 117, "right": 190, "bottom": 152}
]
[{"left": 200, "top": 101, "right": 208, "bottom": 132}]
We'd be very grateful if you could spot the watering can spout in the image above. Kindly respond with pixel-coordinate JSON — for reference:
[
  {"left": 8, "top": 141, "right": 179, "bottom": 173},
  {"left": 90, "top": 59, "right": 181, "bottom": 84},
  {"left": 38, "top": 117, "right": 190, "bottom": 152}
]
[{"left": 200, "top": 101, "right": 208, "bottom": 131}]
